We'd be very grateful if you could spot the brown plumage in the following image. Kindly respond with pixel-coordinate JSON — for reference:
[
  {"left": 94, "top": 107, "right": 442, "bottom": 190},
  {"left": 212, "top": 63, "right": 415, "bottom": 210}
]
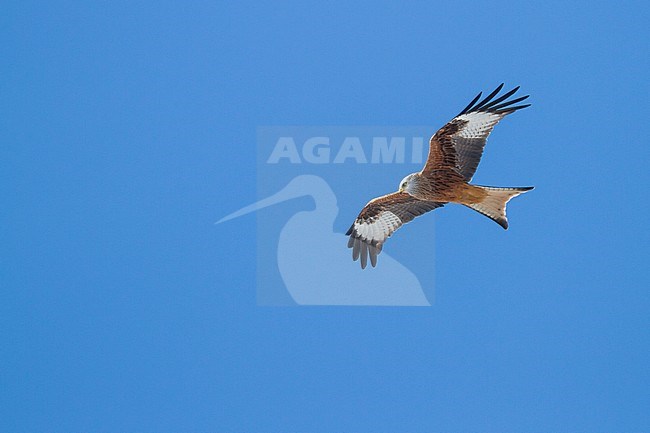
[{"left": 346, "top": 84, "right": 534, "bottom": 268}]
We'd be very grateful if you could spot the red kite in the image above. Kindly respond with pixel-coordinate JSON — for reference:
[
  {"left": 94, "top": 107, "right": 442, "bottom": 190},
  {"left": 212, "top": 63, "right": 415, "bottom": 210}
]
[{"left": 347, "top": 84, "right": 533, "bottom": 268}]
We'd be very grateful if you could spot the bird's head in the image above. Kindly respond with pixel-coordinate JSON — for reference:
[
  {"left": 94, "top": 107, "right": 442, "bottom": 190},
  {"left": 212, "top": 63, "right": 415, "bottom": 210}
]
[{"left": 398, "top": 173, "right": 419, "bottom": 193}]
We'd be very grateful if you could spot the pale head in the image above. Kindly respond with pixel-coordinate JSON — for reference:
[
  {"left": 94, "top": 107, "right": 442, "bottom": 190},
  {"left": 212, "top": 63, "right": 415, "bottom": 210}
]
[{"left": 398, "top": 173, "right": 419, "bottom": 194}]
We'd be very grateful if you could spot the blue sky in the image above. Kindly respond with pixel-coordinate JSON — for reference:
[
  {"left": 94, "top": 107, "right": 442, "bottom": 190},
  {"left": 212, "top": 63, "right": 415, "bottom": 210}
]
[{"left": 2, "top": 1, "right": 649, "bottom": 432}]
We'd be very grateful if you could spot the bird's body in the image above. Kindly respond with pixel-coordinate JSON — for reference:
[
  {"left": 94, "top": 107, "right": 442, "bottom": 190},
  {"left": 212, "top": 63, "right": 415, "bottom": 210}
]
[
  {"left": 401, "top": 169, "right": 476, "bottom": 202},
  {"left": 347, "top": 84, "right": 534, "bottom": 268}
]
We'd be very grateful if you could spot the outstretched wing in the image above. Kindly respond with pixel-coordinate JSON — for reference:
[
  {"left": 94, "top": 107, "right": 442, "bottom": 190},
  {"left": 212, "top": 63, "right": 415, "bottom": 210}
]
[
  {"left": 346, "top": 192, "right": 444, "bottom": 269},
  {"left": 423, "top": 84, "right": 530, "bottom": 181}
]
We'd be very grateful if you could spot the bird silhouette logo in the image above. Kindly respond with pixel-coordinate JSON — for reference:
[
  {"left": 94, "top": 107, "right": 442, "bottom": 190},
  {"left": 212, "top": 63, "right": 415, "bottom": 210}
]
[{"left": 217, "top": 175, "right": 430, "bottom": 306}]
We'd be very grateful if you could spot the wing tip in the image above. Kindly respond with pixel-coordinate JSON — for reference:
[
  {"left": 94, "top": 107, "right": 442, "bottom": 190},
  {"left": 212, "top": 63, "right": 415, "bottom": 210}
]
[
  {"left": 457, "top": 91, "right": 483, "bottom": 116},
  {"left": 347, "top": 230, "right": 382, "bottom": 269},
  {"left": 459, "top": 84, "right": 531, "bottom": 116}
]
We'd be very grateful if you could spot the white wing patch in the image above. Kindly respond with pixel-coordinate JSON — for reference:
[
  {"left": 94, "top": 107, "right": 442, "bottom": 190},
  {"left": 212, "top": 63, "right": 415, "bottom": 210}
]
[
  {"left": 348, "top": 210, "right": 404, "bottom": 268},
  {"left": 347, "top": 195, "right": 443, "bottom": 268},
  {"left": 456, "top": 112, "right": 502, "bottom": 139},
  {"left": 354, "top": 210, "right": 401, "bottom": 244}
]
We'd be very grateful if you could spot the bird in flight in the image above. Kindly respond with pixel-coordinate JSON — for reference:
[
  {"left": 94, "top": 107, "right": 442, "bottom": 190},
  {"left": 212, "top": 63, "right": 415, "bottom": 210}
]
[{"left": 347, "top": 84, "right": 534, "bottom": 269}]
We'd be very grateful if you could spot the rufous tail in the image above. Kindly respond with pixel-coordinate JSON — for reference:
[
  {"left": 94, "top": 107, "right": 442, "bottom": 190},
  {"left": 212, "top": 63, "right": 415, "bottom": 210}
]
[{"left": 465, "top": 186, "right": 533, "bottom": 229}]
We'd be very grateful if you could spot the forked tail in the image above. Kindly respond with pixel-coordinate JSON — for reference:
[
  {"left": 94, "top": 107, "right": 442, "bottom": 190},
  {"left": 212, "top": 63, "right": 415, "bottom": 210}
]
[{"left": 465, "top": 186, "right": 534, "bottom": 229}]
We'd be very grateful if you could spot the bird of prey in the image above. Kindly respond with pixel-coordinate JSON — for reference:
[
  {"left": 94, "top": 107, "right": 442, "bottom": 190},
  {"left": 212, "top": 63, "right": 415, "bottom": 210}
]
[{"left": 346, "top": 84, "right": 534, "bottom": 268}]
